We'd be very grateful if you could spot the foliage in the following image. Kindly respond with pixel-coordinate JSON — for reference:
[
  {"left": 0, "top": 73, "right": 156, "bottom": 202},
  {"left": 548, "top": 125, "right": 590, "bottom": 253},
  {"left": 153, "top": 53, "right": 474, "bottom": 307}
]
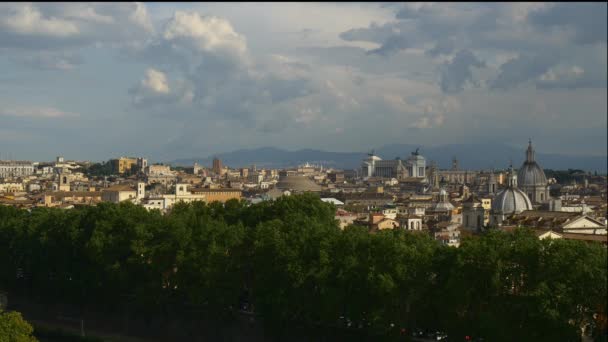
[
  {"left": 0, "top": 309, "right": 37, "bottom": 342},
  {"left": 0, "top": 195, "right": 605, "bottom": 340},
  {"left": 82, "top": 162, "right": 113, "bottom": 177}
]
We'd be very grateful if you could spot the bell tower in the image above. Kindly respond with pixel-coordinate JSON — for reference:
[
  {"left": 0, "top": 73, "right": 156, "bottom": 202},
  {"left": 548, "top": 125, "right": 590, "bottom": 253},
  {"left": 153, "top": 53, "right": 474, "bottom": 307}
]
[{"left": 58, "top": 172, "right": 70, "bottom": 191}]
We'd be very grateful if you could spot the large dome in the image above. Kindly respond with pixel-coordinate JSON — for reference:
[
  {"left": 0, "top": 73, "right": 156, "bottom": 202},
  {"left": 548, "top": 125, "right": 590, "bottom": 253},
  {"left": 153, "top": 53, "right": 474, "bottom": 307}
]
[
  {"left": 517, "top": 141, "right": 547, "bottom": 187},
  {"left": 492, "top": 187, "right": 532, "bottom": 215},
  {"left": 275, "top": 175, "right": 322, "bottom": 192}
]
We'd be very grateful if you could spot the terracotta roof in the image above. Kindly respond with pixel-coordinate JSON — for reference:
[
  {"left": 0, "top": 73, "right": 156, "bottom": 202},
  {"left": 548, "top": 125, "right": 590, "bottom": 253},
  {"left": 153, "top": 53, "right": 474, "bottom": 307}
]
[
  {"left": 191, "top": 188, "right": 242, "bottom": 193},
  {"left": 104, "top": 184, "right": 135, "bottom": 192},
  {"left": 560, "top": 233, "right": 608, "bottom": 243},
  {"left": 45, "top": 191, "right": 102, "bottom": 198}
]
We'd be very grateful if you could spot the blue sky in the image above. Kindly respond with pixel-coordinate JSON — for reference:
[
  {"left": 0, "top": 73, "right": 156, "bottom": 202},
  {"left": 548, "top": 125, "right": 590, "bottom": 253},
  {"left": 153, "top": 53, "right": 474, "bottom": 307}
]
[{"left": 0, "top": 2, "right": 606, "bottom": 162}]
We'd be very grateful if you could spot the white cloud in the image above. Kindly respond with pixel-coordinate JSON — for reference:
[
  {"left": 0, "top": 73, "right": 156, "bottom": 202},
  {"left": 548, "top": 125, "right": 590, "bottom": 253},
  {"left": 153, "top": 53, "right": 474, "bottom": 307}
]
[
  {"left": 1, "top": 4, "right": 79, "bottom": 37},
  {"left": 141, "top": 68, "right": 170, "bottom": 94},
  {"left": 162, "top": 10, "right": 248, "bottom": 64}
]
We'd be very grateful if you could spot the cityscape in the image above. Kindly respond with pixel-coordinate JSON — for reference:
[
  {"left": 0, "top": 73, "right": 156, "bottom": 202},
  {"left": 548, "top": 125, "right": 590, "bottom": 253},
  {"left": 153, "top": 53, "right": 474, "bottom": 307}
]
[{"left": 0, "top": 2, "right": 606, "bottom": 342}]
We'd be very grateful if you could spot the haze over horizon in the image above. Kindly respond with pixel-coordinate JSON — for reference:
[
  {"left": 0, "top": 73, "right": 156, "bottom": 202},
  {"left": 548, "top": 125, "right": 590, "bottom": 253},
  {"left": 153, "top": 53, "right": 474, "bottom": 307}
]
[{"left": 1, "top": 3, "right": 606, "bottom": 162}]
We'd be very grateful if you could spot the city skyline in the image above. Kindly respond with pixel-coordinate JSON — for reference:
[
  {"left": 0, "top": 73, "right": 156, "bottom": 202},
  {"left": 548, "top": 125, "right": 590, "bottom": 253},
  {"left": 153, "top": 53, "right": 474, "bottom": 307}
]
[{"left": 0, "top": 2, "right": 606, "bottom": 162}]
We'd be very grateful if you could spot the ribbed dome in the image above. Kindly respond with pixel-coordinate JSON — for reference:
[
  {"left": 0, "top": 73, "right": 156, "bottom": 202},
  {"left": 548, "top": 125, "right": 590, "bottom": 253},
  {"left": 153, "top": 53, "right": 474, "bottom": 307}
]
[
  {"left": 275, "top": 175, "right": 322, "bottom": 192},
  {"left": 518, "top": 162, "right": 547, "bottom": 187},
  {"left": 517, "top": 140, "right": 547, "bottom": 187},
  {"left": 492, "top": 187, "right": 532, "bottom": 215}
]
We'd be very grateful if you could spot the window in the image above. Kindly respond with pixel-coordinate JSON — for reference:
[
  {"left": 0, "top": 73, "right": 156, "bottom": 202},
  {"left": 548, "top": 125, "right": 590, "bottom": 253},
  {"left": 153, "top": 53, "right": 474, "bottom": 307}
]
[
  {"left": 540, "top": 193, "right": 544, "bottom": 201},
  {"left": 465, "top": 216, "right": 469, "bottom": 226}
]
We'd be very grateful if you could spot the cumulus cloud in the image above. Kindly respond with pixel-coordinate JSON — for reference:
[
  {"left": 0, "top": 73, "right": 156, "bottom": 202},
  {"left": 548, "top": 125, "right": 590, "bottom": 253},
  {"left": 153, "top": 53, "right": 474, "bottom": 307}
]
[
  {"left": 536, "top": 65, "right": 604, "bottom": 89},
  {"left": 0, "top": 2, "right": 153, "bottom": 69},
  {"left": 127, "top": 9, "right": 316, "bottom": 128},
  {"left": 340, "top": 3, "right": 606, "bottom": 92},
  {"left": 0, "top": 4, "right": 79, "bottom": 37},
  {"left": 491, "top": 54, "right": 559, "bottom": 89},
  {"left": 528, "top": 2, "right": 607, "bottom": 45},
  {"left": 440, "top": 49, "right": 485, "bottom": 93}
]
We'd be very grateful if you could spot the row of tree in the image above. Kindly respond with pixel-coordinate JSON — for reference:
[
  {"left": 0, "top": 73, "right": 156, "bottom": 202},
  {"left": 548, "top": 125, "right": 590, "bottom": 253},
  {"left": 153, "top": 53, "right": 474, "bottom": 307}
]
[{"left": 0, "top": 194, "right": 606, "bottom": 341}]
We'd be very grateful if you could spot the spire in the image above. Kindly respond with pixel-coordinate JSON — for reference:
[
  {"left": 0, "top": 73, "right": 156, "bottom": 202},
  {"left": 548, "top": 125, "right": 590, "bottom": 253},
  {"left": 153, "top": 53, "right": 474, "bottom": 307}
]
[
  {"left": 526, "top": 139, "right": 535, "bottom": 163},
  {"left": 509, "top": 162, "right": 517, "bottom": 188}
]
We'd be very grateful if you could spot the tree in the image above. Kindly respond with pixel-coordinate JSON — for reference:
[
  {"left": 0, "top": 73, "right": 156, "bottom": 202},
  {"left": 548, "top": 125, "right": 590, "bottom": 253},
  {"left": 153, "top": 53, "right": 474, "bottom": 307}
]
[{"left": 0, "top": 309, "right": 37, "bottom": 342}]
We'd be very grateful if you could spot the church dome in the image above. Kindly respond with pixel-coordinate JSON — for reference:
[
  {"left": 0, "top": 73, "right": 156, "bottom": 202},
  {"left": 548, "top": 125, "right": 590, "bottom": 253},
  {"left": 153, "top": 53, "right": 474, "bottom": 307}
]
[
  {"left": 492, "top": 181, "right": 533, "bottom": 215},
  {"left": 492, "top": 187, "right": 532, "bottom": 215},
  {"left": 275, "top": 175, "right": 322, "bottom": 192},
  {"left": 517, "top": 140, "right": 547, "bottom": 187},
  {"left": 430, "top": 188, "right": 455, "bottom": 212}
]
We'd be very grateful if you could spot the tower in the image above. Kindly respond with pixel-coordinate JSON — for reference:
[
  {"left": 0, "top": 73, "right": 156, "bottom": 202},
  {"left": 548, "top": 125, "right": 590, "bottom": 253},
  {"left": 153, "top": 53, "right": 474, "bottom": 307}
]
[
  {"left": 431, "top": 161, "right": 439, "bottom": 190},
  {"left": 212, "top": 157, "right": 222, "bottom": 175},
  {"left": 462, "top": 195, "right": 485, "bottom": 232},
  {"left": 58, "top": 172, "right": 70, "bottom": 191},
  {"left": 452, "top": 157, "right": 459, "bottom": 171},
  {"left": 137, "top": 182, "right": 146, "bottom": 200},
  {"left": 487, "top": 171, "right": 497, "bottom": 195}
]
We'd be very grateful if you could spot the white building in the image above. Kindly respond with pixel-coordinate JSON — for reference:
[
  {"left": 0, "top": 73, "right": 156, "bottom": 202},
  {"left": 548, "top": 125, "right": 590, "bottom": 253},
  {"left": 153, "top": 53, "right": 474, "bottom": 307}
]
[
  {"left": 0, "top": 161, "right": 35, "bottom": 178},
  {"left": 141, "top": 183, "right": 207, "bottom": 211},
  {"left": 361, "top": 149, "right": 426, "bottom": 179}
]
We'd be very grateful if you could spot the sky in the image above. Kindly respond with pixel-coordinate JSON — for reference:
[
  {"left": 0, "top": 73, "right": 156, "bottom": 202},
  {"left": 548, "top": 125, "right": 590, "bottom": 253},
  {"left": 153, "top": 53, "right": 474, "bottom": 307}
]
[{"left": 0, "top": 2, "right": 606, "bottom": 162}]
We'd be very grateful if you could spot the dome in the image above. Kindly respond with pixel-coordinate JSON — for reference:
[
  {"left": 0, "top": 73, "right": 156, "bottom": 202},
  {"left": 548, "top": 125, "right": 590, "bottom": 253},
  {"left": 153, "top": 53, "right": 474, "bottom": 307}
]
[
  {"left": 431, "top": 188, "right": 454, "bottom": 212},
  {"left": 518, "top": 163, "right": 547, "bottom": 187},
  {"left": 492, "top": 187, "right": 532, "bottom": 215},
  {"left": 431, "top": 201, "right": 455, "bottom": 212},
  {"left": 517, "top": 141, "right": 547, "bottom": 187},
  {"left": 275, "top": 175, "right": 322, "bottom": 192}
]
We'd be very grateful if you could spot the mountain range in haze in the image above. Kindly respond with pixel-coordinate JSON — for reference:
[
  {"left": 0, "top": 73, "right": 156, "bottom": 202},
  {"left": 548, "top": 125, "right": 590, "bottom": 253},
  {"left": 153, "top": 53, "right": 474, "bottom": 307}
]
[{"left": 168, "top": 143, "right": 607, "bottom": 172}]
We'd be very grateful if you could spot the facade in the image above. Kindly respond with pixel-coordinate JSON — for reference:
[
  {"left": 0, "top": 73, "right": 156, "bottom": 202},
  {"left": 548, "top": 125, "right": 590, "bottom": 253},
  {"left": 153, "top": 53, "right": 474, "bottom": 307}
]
[
  {"left": 146, "top": 174, "right": 177, "bottom": 187},
  {"left": 190, "top": 188, "right": 242, "bottom": 203},
  {"left": 361, "top": 149, "right": 426, "bottom": 180},
  {"left": 517, "top": 140, "right": 550, "bottom": 204},
  {"left": 145, "top": 164, "right": 173, "bottom": 176},
  {"left": 102, "top": 184, "right": 137, "bottom": 203},
  {"left": 142, "top": 184, "right": 206, "bottom": 211},
  {"left": 0, "top": 161, "right": 35, "bottom": 178},
  {"left": 398, "top": 214, "right": 423, "bottom": 230},
  {"left": 0, "top": 182, "right": 24, "bottom": 193},
  {"left": 327, "top": 172, "right": 345, "bottom": 184},
  {"left": 44, "top": 191, "right": 102, "bottom": 207},
  {"left": 110, "top": 157, "right": 138, "bottom": 174},
  {"left": 136, "top": 158, "right": 148, "bottom": 172},
  {"left": 462, "top": 195, "right": 485, "bottom": 232}
]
